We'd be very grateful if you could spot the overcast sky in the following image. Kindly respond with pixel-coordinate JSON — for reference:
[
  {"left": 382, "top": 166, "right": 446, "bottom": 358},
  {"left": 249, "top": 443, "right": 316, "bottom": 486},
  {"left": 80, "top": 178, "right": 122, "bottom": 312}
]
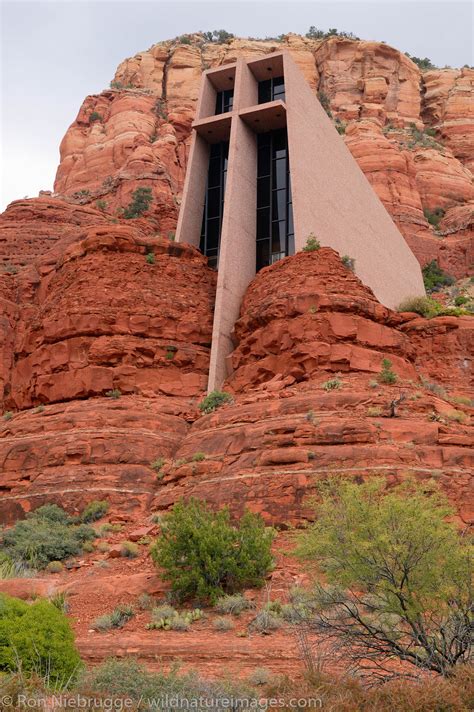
[{"left": 1, "top": 0, "right": 473, "bottom": 211}]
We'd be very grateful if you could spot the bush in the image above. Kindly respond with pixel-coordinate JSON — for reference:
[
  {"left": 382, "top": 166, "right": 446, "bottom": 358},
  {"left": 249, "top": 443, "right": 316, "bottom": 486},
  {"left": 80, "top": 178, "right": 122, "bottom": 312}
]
[
  {"left": 321, "top": 378, "right": 341, "bottom": 391},
  {"left": 150, "top": 499, "right": 274, "bottom": 603},
  {"left": 89, "top": 111, "right": 103, "bottom": 123},
  {"left": 422, "top": 259, "right": 455, "bottom": 292},
  {"left": 317, "top": 91, "right": 332, "bottom": 118},
  {"left": 105, "top": 388, "right": 121, "bottom": 399},
  {"left": 146, "top": 605, "right": 202, "bottom": 631},
  {"left": 95, "top": 199, "right": 107, "bottom": 212},
  {"left": 213, "top": 616, "right": 234, "bottom": 632},
  {"left": 214, "top": 593, "right": 253, "bottom": 616},
  {"left": 123, "top": 187, "right": 153, "bottom": 219},
  {"left": 81, "top": 500, "right": 109, "bottom": 523},
  {"left": 297, "top": 478, "right": 473, "bottom": 679},
  {"left": 151, "top": 457, "right": 165, "bottom": 473},
  {"left": 0, "top": 594, "right": 81, "bottom": 685},
  {"left": 191, "top": 452, "right": 206, "bottom": 462},
  {"left": 202, "top": 30, "right": 235, "bottom": 44},
  {"left": 92, "top": 605, "right": 134, "bottom": 631},
  {"left": 120, "top": 541, "right": 139, "bottom": 559},
  {"left": 199, "top": 390, "right": 233, "bottom": 414},
  {"left": 249, "top": 609, "right": 282, "bottom": 634},
  {"left": 45, "top": 560, "right": 64, "bottom": 574},
  {"left": 379, "top": 358, "right": 397, "bottom": 384},
  {"left": 302, "top": 233, "right": 320, "bottom": 252},
  {"left": 405, "top": 53, "right": 436, "bottom": 70},
  {"left": 341, "top": 255, "right": 355, "bottom": 270},
  {"left": 145, "top": 252, "right": 155, "bottom": 265},
  {"left": 397, "top": 295, "right": 443, "bottom": 318},
  {"left": 1, "top": 505, "right": 95, "bottom": 569},
  {"left": 423, "top": 207, "right": 445, "bottom": 229},
  {"left": 2, "top": 411, "right": 13, "bottom": 421},
  {"left": 455, "top": 295, "right": 469, "bottom": 307}
]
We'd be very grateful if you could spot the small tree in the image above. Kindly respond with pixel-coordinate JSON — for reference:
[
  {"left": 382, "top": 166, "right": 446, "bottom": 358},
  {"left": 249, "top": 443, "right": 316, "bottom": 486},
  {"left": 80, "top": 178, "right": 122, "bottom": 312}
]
[
  {"left": 151, "top": 499, "right": 274, "bottom": 603},
  {"left": 297, "top": 479, "right": 473, "bottom": 680},
  {"left": 123, "top": 187, "right": 153, "bottom": 219},
  {"left": 199, "top": 390, "right": 233, "bottom": 414},
  {"left": 379, "top": 358, "right": 397, "bottom": 384}
]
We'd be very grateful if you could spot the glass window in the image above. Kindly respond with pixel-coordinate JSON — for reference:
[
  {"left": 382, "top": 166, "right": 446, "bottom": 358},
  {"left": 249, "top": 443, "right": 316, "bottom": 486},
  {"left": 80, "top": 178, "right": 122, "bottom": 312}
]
[
  {"left": 257, "top": 178, "right": 270, "bottom": 208},
  {"left": 258, "top": 76, "right": 285, "bottom": 104},
  {"left": 257, "top": 208, "right": 270, "bottom": 238},
  {"left": 258, "top": 79, "right": 272, "bottom": 104},
  {"left": 272, "top": 159, "right": 286, "bottom": 190},
  {"left": 200, "top": 141, "right": 229, "bottom": 268},
  {"left": 256, "top": 240, "right": 270, "bottom": 269},
  {"left": 256, "top": 128, "right": 293, "bottom": 271},
  {"left": 215, "top": 89, "right": 234, "bottom": 115}
]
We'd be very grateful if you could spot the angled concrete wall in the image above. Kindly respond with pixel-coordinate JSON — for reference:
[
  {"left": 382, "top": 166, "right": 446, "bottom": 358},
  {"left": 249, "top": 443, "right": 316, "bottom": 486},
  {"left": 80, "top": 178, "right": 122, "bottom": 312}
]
[{"left": 283, "top": 54, "right": 425, "bottom": 309}]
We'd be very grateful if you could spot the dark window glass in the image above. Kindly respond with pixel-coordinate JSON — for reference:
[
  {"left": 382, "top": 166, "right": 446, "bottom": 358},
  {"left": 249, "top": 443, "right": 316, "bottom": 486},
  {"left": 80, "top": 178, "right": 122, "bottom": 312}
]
[
  {"left": 257, "top": 178, "right": 270, "bottom": 208},
  {"left": 256, "top": 240, "right": 270, "bottom": 269},
  {"left": 257, "top": 208, "right": 270, "bottom": 238},
  {"left": 258, "top": 79, "right": 272, "bottom": 104},
  {"left": 272, "top": 189, "right": 286, "bottom": 221},
  {"left": 272, "top": 159, "right": 286, "bottom": 190},
  {"left": 215, "top": 89, "right": 234, "bottom": 115},
  {"left": 258, "top": 76, "right": 285, "bottom": 104},
  {"left": 256, "top": 128, "right": 293, "bottom": 271},
  {"left": 200, "top": 141, "right": 229, "bottom": 268},
  {"left": 207, "top": 188, "right": 220, "bottom": 219},
  {"left": 272, "top": 220, "right": 286, "bottom": 252},
  {"left": 287, "top": 203, "right": 294, "bottom": 235},
  {"left": 257, "top": 148, "right": 271, "bottom": 177}
]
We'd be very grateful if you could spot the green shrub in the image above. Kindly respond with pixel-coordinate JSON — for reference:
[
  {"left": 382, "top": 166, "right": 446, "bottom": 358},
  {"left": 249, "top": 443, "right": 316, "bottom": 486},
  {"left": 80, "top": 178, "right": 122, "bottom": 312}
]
[
  {"left": 322, "top": 378, "right": 342, "bottom": 391},
  {"left": 120, "top": 541, "right": 139, "bottom": 559},
  {"left": 105, "top": 388, "right": 121, "bottom": 399},
  {"left": 423, "top": 208, "right": 445, "bottom": 228},
  {"left": 341, "top": 255, "right": 355, "bottom": 270},
  {"left": 2, "top": 412, "right": 13, "bottom": 421},
  {"left": 151, "top": 457, "right": 165, "bottom": 474},
  {"left": 379, "top": 358, "right": 397, "bottom": 385},
  {"left": 248, "top": 667, "right": 273, "bottom": 686},
  {"left": 214, "top": 593, "right": 253, "bottom": 616},
  {"left": 89, "top": 111, "right": 103, "bottom": 123},
  {"left": 1, "top": 506, "right": 95, "bottom": 569},
  {"left": 405, "top": 53, "right": 436, "bottom": 70},
  {"left": 397, "top": 295, "right": 443, "bottom": 318},
  {"left": 146, "top": 605, "right": 202, "bottom": 631},
  {"left": 199, "top": 390, "right": 233, "bottom": 414},
  {"left": 95, "top": 199, "right": 107, "bottom": 212},
  {"left": 81, "top": 500, "right": 109, "bottom": 523},
  {"left": 45, "top": 560, "right": 64, "bottom": 574},
  {"left": 150, "top": 499, "right": 274, "bottom": 603},
  {"left": 0, "top": 594, "right": 81, "bottom": 685},
  {"left": 191, "top": 452, "right": 206, "bottom": 462},
  {"left": 302, "top": 233, "right": 321, "bottom": 252},
  {"left": 202, "top": 30, "right": 235, "bottom": 44},
  {"left": 93, "top": 605, "right": 134, "bottom": 631},
  {"left": 250, "top": 609, "right": 282, "bottom": 634},
  {"left": 178, "top": 35, "right": 192, "bottom": 44},
  {"left": 422, "top": 260, "right": 454, "bottom": 292},
  {"left": 213, "top": 616, "right": 234, "bottom": 632},
  {"left": 297, "top": 478, "right": 473, "bottom": 678},
  {"left": 123, "top": 187, "right": 153, "bottom": 219},
  {"left": 454, "top": 295, "right": 469, "bottom": 307},
  {"left": 145, "top": 252, "right": 155, "bottom": 265}
]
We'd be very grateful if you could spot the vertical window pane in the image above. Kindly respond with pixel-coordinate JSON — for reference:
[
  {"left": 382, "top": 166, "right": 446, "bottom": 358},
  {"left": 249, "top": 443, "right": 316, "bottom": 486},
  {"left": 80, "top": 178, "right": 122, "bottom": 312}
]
[
  {"left": 272, "top": 159, "right": 286, "bottom": 189},
  {"left": 272, "top": 189, "right": 286, "bottom": 221},
  {"left": 272, "top": 220, "right": 286, "bottom": 253},
  {"left": 258, "top": 79, "right": 272, "bottom": 104},
  {"left": 257, "top": 240, "right": 270, "bottom": 270},
  {"left": 257, "top": 178, "right": 270, "bottom": 208},
  {"left": 257, "top": 208, "right": 270, "bottom": 238}
]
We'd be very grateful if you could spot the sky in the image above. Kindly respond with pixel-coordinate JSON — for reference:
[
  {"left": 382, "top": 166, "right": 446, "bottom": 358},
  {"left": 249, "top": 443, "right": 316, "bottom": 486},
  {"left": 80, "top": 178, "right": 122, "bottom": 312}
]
[{"left": 1, "top": 0, "right": 473, "bottom": 211}]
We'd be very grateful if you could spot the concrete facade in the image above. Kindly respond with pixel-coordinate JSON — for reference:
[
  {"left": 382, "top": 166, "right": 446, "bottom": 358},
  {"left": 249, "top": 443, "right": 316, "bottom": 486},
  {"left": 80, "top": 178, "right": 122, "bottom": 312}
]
[{"left": 176, "top": 51, "right": 425, "bottom": 391}]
